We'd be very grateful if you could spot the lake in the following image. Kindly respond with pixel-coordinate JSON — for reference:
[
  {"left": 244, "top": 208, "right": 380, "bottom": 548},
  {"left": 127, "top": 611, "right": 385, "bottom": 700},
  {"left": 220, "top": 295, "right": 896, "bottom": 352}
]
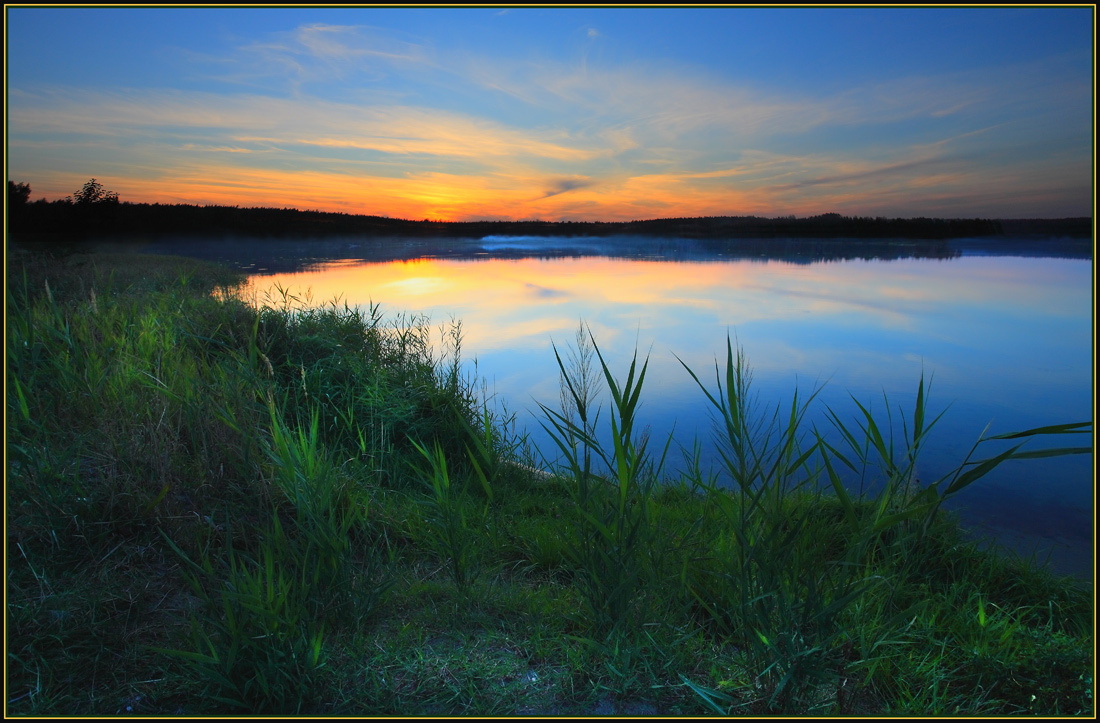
[{"left": 140, "top": 234, "right": 1094, "bottom": 579}]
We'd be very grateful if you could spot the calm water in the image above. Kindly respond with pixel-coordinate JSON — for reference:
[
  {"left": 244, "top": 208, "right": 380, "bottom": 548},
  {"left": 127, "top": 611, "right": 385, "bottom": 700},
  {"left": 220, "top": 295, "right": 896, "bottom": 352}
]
[{"left": 145, "top": 235, "right": 1094, "bottom": 578}]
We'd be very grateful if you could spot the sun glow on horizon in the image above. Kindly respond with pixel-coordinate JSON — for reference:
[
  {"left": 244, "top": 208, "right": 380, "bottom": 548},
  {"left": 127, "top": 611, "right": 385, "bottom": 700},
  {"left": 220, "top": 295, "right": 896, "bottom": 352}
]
[{"left": 6, "top": 7, "right": 1093, "bottom": 220}]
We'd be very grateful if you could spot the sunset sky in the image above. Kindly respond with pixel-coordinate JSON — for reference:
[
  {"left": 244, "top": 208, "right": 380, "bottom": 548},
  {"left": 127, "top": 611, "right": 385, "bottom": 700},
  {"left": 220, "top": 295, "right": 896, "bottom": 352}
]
[{"left": 5, "top": 6, "right": 1093, "bottom": 221}]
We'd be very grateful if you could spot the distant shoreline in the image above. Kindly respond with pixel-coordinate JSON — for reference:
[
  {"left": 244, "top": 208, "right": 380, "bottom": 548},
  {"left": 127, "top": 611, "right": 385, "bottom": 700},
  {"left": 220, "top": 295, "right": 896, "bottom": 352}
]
[{"left": 6, "top": 201, "right": 1093, "bottom": 241}]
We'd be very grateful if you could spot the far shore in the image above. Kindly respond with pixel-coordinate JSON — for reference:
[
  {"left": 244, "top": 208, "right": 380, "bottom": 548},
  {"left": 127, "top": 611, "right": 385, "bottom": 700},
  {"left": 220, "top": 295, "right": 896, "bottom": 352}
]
[{"left": 6, "top": 199, "right": 1092, "bottom": 242}]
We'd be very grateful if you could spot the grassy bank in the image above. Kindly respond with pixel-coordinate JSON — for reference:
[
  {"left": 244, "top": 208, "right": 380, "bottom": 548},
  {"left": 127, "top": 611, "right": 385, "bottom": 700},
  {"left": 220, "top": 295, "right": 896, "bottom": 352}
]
[{"left": 6, "top": 247, "right": 1093, "bottom": 716}]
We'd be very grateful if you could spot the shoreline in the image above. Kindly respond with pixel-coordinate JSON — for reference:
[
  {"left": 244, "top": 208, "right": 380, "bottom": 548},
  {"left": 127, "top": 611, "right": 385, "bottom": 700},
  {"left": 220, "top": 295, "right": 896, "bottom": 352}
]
[{"left": 7, "top": 202, "right": 1092, "bottom": 242}]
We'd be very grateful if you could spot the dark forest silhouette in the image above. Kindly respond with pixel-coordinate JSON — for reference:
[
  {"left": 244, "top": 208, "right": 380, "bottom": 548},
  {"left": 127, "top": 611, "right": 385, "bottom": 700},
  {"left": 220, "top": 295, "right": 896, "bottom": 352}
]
[{"left": 7, "top": 180, "right": 1092, "bottom": 242}]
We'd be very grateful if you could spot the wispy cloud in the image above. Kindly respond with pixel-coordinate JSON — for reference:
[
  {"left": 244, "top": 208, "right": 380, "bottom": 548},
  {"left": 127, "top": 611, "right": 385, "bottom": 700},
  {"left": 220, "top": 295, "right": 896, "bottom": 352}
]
[
  {"left": 223, "top": 23, "right": 435, "bottom": 91},
  {"left": 772, "top": 157, "right": 956, "bottom": 192},
  {"left": 6, "top": 16, "right": 1090, "bottom": 220},
  {"left": 8, "top": 88, "right": 603, "bottom": 163},
  {"left": 539, "top": 176, "right": 593, "bottom": 199}
]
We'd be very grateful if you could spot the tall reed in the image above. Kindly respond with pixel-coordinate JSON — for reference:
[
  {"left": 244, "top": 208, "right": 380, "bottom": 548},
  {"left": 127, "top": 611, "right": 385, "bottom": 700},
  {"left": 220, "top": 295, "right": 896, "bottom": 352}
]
[
  {"left": 677, "top": 337, "right": 873, "bottom": 713},
  {"left": 540, "top": 328, "right": 670, "bottom": 638},
  {"left": 680, "top": 338, "right": 1092, "bottom": 714}
]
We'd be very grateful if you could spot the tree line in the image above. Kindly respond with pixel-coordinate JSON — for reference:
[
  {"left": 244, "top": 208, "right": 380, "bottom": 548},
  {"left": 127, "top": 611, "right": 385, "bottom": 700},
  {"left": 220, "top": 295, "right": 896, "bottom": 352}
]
[{"left": 7, "top": 179, "right": 1092, "bottom": 241}]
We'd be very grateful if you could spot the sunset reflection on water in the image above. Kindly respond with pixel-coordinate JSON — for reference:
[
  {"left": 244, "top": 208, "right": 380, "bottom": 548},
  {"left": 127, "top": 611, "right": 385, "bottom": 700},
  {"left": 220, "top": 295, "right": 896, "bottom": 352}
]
[{"left": 244, "top": 252, "right": 1092, "bottom": 576}]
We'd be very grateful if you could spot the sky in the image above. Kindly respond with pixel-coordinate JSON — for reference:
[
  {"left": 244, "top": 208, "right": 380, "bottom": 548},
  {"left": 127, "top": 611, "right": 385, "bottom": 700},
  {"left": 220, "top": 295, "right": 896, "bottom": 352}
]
[{"left": 5, "top": 6, "right": 1094, "bottom": 221}]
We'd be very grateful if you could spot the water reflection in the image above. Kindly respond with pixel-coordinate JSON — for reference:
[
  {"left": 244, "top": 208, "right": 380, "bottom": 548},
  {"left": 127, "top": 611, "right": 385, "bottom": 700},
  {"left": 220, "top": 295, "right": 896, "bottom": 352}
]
[
  {"left": 156, "top": 237, "right": 1091, "bottom": 578},
  {"left": 141, "top": 233, "right": 970, "bottom": 274}
]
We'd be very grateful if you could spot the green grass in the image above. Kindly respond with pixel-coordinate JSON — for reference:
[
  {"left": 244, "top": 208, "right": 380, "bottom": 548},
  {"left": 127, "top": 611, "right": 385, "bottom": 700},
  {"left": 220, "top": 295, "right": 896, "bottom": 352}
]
[{"left": 6, "top": 245, "right": 1093, "bottom": 716}]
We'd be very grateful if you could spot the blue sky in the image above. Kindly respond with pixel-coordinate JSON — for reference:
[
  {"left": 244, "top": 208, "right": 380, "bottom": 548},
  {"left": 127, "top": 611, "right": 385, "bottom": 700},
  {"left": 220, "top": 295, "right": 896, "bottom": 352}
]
[{"left": 5, "top": 6, "right": 1093, "bottom": 220}]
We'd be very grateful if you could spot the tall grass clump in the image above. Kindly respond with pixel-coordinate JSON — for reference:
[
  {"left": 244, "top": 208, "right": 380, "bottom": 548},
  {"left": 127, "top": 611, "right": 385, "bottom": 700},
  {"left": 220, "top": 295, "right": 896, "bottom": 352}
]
[
  {"left": 267, "top": 405, "right": 363, "bottom": 594},
  {"left": 676, "top": 338, "right": 874, "bottom": 713},
  {"left": 676, "top": 337, "right": 1092, "bottom": 715},
  {"left": 155, "top": 519, "right": 327, "bottom": 713},
  {"left": 813, "top": 380, "right": 1092, "bottom": 714},
  {"left": 540, "top": 325, "right": 671, "bottom": 639},
  {"left": 245, "top": 284, "right": 483, "bottom": 488},
  {"left": 411, "top": 438, "right": 483, "bottom": 594}
]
